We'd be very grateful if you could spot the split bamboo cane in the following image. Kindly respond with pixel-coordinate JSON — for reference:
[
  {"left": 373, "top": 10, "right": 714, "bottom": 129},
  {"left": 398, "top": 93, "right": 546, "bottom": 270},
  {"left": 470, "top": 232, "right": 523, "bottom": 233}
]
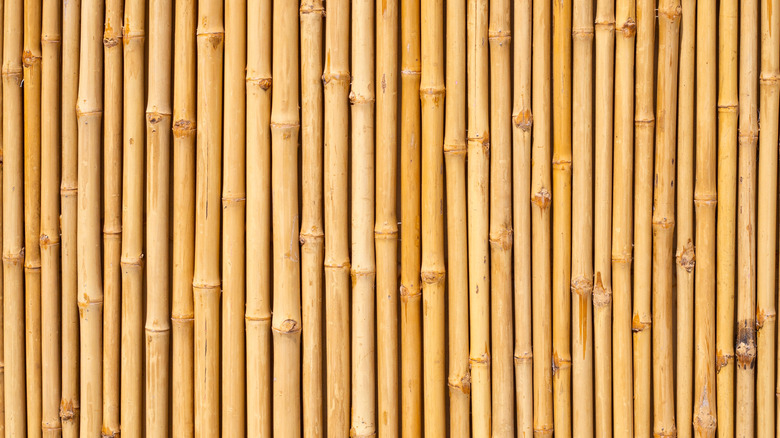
[
  {"left": 375, "top": 0, "right": 398, "bottom": 435},
  {"left": 351, "top": 0, "right": 377, "bottom": 434},
  {"left": 468, "top": 0, "right": 492, "bottom": 433},
  {"left": 531, "top": 0, "right": 552, "bottom": 435},
  {"left": 571, "top": 0, "right": 594, "bottom": 435},
  {"left": 77, "top": 0, "right": 104, "bottom": 431},
  {"left": 0, "top": 0, "right": 5, "bottom": 434},
  {"left": 736, "top": 0, "right": 758, "bottom": 435},
  {"left": 324, "top": 0, "right": 351, "bottom": 434},
  {"left": 245, "top": 0, "right": 272, "bottom": 434},
  {"left": 102, "top": 0, "right": 122, "bottom": 433},
  {"left": 171, "top": 0, "right": 196, "bottom": 434},
  {"left": 632, "top": 0, "right": 654, "bottom": 435},
  {"left": 3, "top": 0, "right": 26, "bottom": 434},
  {"left": 145, "top": 0, "right": 173, "bottom": 433},
  {"left": 41, "top": 0, "right": 62, "bottom": 434},
  {"left": 692, "top": 1, "right": 718, "bottom": 436},
  {"left": 612, "top": 0, "right": 634, "bottom": 435},
  {"left": 300, "top": 0, "right": 325, "bottom": 434}
]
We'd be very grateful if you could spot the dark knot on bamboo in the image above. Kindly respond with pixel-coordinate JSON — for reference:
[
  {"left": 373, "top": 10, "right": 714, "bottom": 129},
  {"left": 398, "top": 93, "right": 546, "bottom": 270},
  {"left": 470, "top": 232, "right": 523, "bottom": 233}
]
[
  {"left": 59, "top": 399, "right": 78, "bottom": 423},
  {"left": 173, "top": 119, "right": 196, "bottom": 138},
  {"left": 513, "top": 109, "right": 533, "bottom": 131},
  {"left": 246, "top": 75, "right": 273, "bottom": 90},
  {"left": 552, "top": 353, "right": 572, "bottom": 376},
  {"left": 571, "top": 276, "right": 593, "bottom": 297},
  {"left": 592, "top": 273, "right": 612, "bottom": 308},
  {"left": 273, "top": 319, "right": 301, "bottom": 335},
  {"left": 715, "top": 351, "right": 733, "bottom": 373},
  {"left": 756, "top": 308, "right": 777, "bottom": 331},
  {"left": 447, "top": 371, "right": 472, "bottom": 395},
  {"left": 632, "top": 313, "right": 652, "bottom": 333},
  {"left": 514, "top": 351, "right": 533, "bottom": 365},
  {"left": 39, "top": 233, "right": 61, "bottom": 249},
  {"left": 399, "top": 283, "right": 422, "bottom": 302},
  {"left": 735, "top": 322, "right": 757, "bottom": 369},
  {"left": 658, "top": 3, "right": 682, "bottom": 22},
  {"left": 675, "top": 239, "right": 696, "bottom": 273},
  {"left": 617, "top": 18, "right": 636, "bottom": 38},
  {"left": 531, "top": 188, "right": 552, "bottom": 211},
  {"left": 22, "top": 50, "right": 42, "bottom": 68},
  {"left": 147, "top": 111, "right": 172, "bottom": 125}
]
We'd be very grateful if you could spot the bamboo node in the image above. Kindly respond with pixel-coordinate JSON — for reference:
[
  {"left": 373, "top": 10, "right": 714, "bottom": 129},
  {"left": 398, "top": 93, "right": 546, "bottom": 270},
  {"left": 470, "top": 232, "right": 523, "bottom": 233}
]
[
  {"left": 246, "top": 76, "right": 273, "bottom": 90},
  {"left": 592, "top": 273, "right": 612, "bottom": 308},
  {"left": 447, "top": 371, "right": 471, "bottom": 394},
  {"left": 552, "top": 158, "right": 572, "bottom": 171},
  {"left": 300, "top": 4, "right": 325, "bottom": 15},
  {"left": 594, "top": 19, "right": 616, "bottom": 31},
  {"left": 715, "top": 350, "right": 733, "bottom": 372},
  {"left": 42, "top": 35, "right": 63, "bottom": 44},
  {"left": 514, "top": 351, "right": 533, "bottom": 364},
  {"left": 349, "top": 429, "right": 377, "bottom": 438},
  {"left": 632, "top": 313, "right": 652, "bottom": 332},
  {"left": 717, "top": 103, "right": 738, "bottom": 113},
  {"left": 0, "top": 66, "right": 23, "bottom": 80},
  {"left": 513, "top": 109, "right": 533, "bottom": 131},
  {"left": 652, "top": 217, "right": 675, "bottom": 229},
  {"left": 349, "top": 91, "right": 376, "bottom": 104},
  {"left": 675, "top": 239, "right": 696, "bottom": 272},
  {"left": 572, "top": 27, "right": 595, "bottom": 39},
  {"left": 531, "top": 188, "right": 552, "bottom": 211},
  {"left": 443, "top": 142, "right": 467, "bottom": 155},
  {"left": 373, "top": 223, "right": 398, "bottom": 237},
  {"left": 617, "top": 18, "right": 637, "bottom": 38},
  {"left": 22, "top": 50, "right": 42, "bottom": 68},
  {"left": 399, "top": 284, "right": 422, "bottom": 301},
  {"left": 401, "top": 69, "right": 422, "bottom": 77},
  {"left": 121, "top": 255, "right": 144, "bottom": 267},
  {"left": 352, "top": 268, "right": 377, "bottom": 282},
  {"left": 60, "top": 185, "right": 78, "bottom": 196},
  {"left": 533, "top": 426, "right": 554, "bottom": 436},
  {"left": 173, "top": 119, "right": 196, "bottom": 137},
  {"left": 571, "top": 276, "right": 593, "bottom": 297},
  {"left": 489, "top": 227, "right": 513, "bottom": 250},
  {"left": 654, "top": 429, "right": 677, "bottom": 438},
  {"left": 693, "top": 401, "right": 717, "bottom": 434},
  {"left": 60, "top": 398, "right": 78, "bottom": 422},
  {"left": 488, "top": 29, "right": 512, "bottom": 44},
  {"left": 273, "top": 318, "right": 301, "bottom": 335},
  {"left": 693, "top": 192, "right": 717, "bottom": 207},
  {"left": 195, "top": 30, "right": 224, "bottom": 48},
  {"left": 102, "top": 428, "right": 120, "bottom": 437},
  {"left": 468, "top": 136, "right": 490, "bottom": 153},
  {"left": 735, "top": 322, "right": 757, "bottom": 369},
  {"left": 469, "top": 353, "right": 491, "bottom": 366},
  {"left": 147, "top": 111, "right": 172, "bottom": 125},
  {"left": 552, "top": 353, "right": 572, "bottom": 376},
  {"left": 658, "top": 4, "right": 682, "bottom": 21},
  {"left": 738, "top": 129, "right": 759, "bottom": 144},
  {"left": 40, "top": 234, "right": 61, "bottom": 248},
  {"left": 420, "top": 269, "right": 445, "bottom": 285},
  {"left": 635, "top": 117, "right": 654, "bottom": 127},
  {"left": 419, "top": 85, "right": 445, "bottom": 98},
  {"left": 760, "top": 73, "right": 780, "bottom": 85},
  {"left": 322, "top": 71, "right": 351, "bottom": 85},
  {"left": 300, "top": 228, "right": 325, "bottom": 244},
  {"left": 611, "top": 252, "right": 632, "bottom": 265},
  {"left": 756, "top": 308, "right": 777, "bottom": 330},
  {"left": 2, "top": 251, "right": 24, "bottom": 265},
  {"left": 222, "top": 195, "right": 247, "bottom": 207},
  {"left": 245, "top": 313, "right": 272, "bottom": 322},
  {"left": 103, "top": 35, "right": 121, "bottom": 48}
]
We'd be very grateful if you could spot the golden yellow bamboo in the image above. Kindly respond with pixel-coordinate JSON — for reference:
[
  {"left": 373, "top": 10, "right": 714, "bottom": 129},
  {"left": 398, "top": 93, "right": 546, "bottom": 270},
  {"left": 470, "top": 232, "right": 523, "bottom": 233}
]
[{"left": 0, "top": 0, "right": 5, "bottom": 434}]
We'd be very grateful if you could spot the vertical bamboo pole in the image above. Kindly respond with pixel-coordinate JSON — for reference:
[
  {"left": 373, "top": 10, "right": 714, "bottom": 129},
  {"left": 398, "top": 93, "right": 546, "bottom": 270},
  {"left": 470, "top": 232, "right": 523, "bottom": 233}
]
[
  {"left": 245, "top": 0, "right": 271, "bottom": 434},
  {"left": 145, "top": 0, "right": 173, "bottom": 433},
  {"left": 76, "top": 0, "right": 104, "bottom": 431},
  {"left": 531, "top": 0, "right": 552, "bottom": 435},
  {"left": 692, "top": 1, "right": 718, "bottom": 436},
  {"left": 375, "top": 0, "right": 398, "bottom": 434},
  {"left": 300, "top": 0, "right": 325, "bottom": 434},
  {"left": 571, "top": 0, "right": 594, "bottom": 435},
  {"left": 0, "top": 0, "right": 5, "bottom": 434},
  {"left": 512, "top": 0, "right": 533, "bottom": 436},
  {"left": 632, "top": 0, "right": 654, "bottom": 435},
  {"left": 735, "top": 0, "right": 758, "bottom": 435},
  {"left": 324, "top": 0, "right": 351, "bottom": 434},
  {"left": 2, "top": 0, "right": 26, "bottom": 434},
  {"left": 468, "top": 0, "right": 491, "bottom": 433},
  {"left": 41, "top": 0, "right": 62, "bottom": 434}
]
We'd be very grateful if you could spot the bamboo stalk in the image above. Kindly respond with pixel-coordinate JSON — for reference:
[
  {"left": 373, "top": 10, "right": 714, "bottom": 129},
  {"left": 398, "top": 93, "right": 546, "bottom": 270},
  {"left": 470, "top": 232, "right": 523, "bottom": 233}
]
[
  {"left": 300, "top": 0, "right": 325, "bottom": 434},
  {"left": 245, "top": 0, "right": 272, "bottom": 434},
  {"left": 41, "top": 0, "right": 62, "bottom": 434},
  {"left": 0, "top": 0, "right": 5, "bottom": 434},
  {"left": 531, "top": 0, "right": 552, "bottom": 435},
  {"left": 632, "top": 0, "right": 654, "bottom": 435},
  {"left": 512, "top": 0, "right": 533, "bottom": 436},
  {"left": 692, "top": 1, "right": 718, "bottom": 436},
  {"left": 571, "top": 0, "right": 594, "bottom": 435},
  {"left": 468, "top": 0, "right": 491, "bottom": 433},
  {"left": 375, "top": 0, "right": 398, "bottom": 434},
  {"left": 324, "top": 0, "right": 351, "bottom": 434},
  {"left": 145, "top": 0, "right": 173, "bottom": 433}
]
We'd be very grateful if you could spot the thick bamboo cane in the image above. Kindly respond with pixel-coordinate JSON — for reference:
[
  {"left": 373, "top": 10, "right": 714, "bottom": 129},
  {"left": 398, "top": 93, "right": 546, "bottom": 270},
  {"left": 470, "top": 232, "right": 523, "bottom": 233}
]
[
  {"left": 571, "top": 0, "right": 594, "bottom": 435},
  {"left": 351, "top": 0, "right": 377, "bottom": 435},
  {"left": 0, "top": 0, "right": 5, "bottom": 434},
  {"left": 76, "top": 0, "right": 104, "bottom": 432},
  {"left": 692, "top": 1, "right": 718, "bottom": 436},
  {"left": 468, "top": 0, "right": 491, "bottom": 433},
  {"left": 632, "top": 0, "right": 654, "bottom": 435},
  {"left": 512, "top": 0, "right": 533, "bottom": 436},
  {"left": 171, "top": 0, "right": 196, "bottom": 434},
  {"left": 145, "top": 0, "right": 173, "bottom": 433},
  {"left": 735, "top": 0, "right": 758, "bottom": 435},
  {"left": 245, "top": 0, "right": 272, "bottom": 434},
  {"left": 300, "top": 0, "right": 325, "bottom": 434},
  {"left": 41, "top": 0, "right": 62, "bottom": 434},
  {"left": 324, "top": 0, "right": 351, "bottom": 434},
  {"left": 375, "top": 0, "right": 398, "bottom": 434},
  {"left": 2, "top": 0, "right": 26, "bottom": 434},
  {"left": 531, "top": 1, "right": 552, "bottom": 435}
]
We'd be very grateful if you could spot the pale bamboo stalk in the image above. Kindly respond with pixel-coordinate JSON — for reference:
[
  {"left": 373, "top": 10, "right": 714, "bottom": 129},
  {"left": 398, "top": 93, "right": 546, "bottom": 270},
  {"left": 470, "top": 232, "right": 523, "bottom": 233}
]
[
  {"left": 531, "top": 0, "right": 552, "bottom": 435},
  {"left": 692, "top": 1, "right": 717, "bottom": 436},
  {"left": 271, "top": 1, "right": 301, "bottom": 435},
  {"left": 468, "top": 0, "right": 491, "bottom": 433},
  {"left": 2, "top": 0, "right": 26, "bottom": 434},
  {"left": 399, "top": 0, "right": 421, "bottom": 431},
  {"left": 145, "top": 0, "right": 173, "bottom": 433},
  {"left": 445, "top": 0, "right": 469, "bottom": 432},
  {"left": 193, "top": 0, "right": 223, "bottom": 431},
  {"left": 571, "top": 0, "right": 594, "bottom": 435},
  {"left": 735, "top": 0, "right": 758, "bottom": 436},
  {"left": 375, "top": 0, "right": 398, "bottom": 434},
  {"left": 0, "top": 0, "right": 5, "bottom": 434},
  {"left": 41, "top": 0, "right": 62, "bottom": 434},
  {"left": 716, "top": 0, "right": 738, "bottom": 434},
  {"left": 121, "top": 0, "right": 146, "bottom": 433},
  {"left": 593, "top": 0, "right": 614, "bottom": 433},
  {"left": 512, "top": 0, "right": 533, "bottom": 436},
  {"left": 245, "top": 0, "right": 271, "bottom": 434},
  {"left": 324, "top": 0, "right": 351, "bottom": 434},
  {"left": 632, "top": 0, "right": 654, "bottom": 435},
  {"left": 76, "top": 0, "right": 104, "bottom": 431},
  {"left": 654, "top": 1, "right": 681, "bottom": 436},
  {"left": 300, "top": 0, "right": 325, "bottom": 435}
]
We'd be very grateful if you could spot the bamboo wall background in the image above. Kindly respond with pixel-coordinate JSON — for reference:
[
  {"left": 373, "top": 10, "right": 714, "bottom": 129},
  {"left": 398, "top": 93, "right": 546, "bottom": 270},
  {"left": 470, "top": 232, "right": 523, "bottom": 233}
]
[{"left": 0, "top": 0, "right": 776, "bottom": 436}]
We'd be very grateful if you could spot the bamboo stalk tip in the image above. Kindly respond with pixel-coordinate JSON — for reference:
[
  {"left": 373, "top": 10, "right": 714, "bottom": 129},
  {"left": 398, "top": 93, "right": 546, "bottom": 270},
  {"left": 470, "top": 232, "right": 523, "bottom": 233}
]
[
  {"left": 675, "top": 239, "right": 695, "bottom": 273},
  {"left": 512, "top": 109, "right": 533, "bottom": 132}
]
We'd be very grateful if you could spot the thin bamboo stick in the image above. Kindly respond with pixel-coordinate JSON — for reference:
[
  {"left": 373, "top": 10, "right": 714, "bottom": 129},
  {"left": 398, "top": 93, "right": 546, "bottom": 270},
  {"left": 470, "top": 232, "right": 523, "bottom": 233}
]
[
  {"left": 41, "top": 0, "right": 62, "bottom": 434},
  {"left": 2, "top": 0, "right": 26, "bottom": 433},
  {"left": 375, "top": 0, "right": 398, "bottom": 434},
  {"left": 632, "top": 0, "right": 654, "bottom": 435},
  {"left": 735, "top": 0, "right": 758, "bottom": 435},
  {"left": 531, "top": 0, "right": 552, "bottom": 435},
  {"left": 0, "top": 0, "right": 4, "bottom": 434},
  {"left": 692, "top": 1, "right": 718, "bottom": 436},
  {"left": 300, "top": 0, "right": 325, "bottom": 434},
  {"left": 76, "top": 0, "right": 104, "bottom": 431},
  {"left": 324, "top": 0, "right": 351, "bottom": 434},
  {"left": 145, "top": 0, "right": 173, "bottom": 433},
  {"left": 512, "top": 0, "right": 533, "bottom": 436},
  {"left": 571, "top": 0, "right": 594, "bottom": 434},
  {"left": 245, "top": 0, "right": 272, "bottom": 434}
]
